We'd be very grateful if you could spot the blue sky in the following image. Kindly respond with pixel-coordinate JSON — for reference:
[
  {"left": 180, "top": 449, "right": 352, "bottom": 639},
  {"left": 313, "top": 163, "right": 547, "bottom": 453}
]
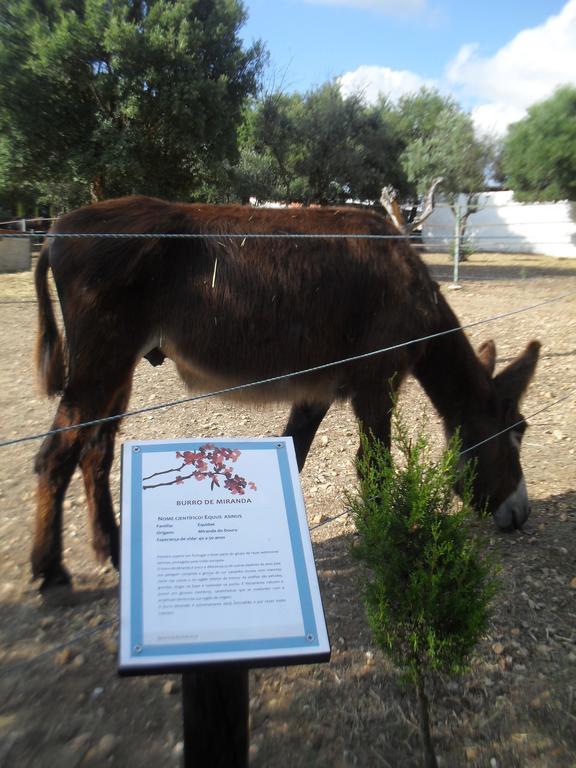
[{"left": 240, "top": 0, "right": 576, "bottom": 135}]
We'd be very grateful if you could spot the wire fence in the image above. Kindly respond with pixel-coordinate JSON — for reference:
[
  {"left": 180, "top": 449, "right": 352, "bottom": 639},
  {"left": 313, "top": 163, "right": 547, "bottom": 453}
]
[
  {"left": 0, "top": 228, "right": 574, "bottom": 243},
  {"left": 0, "top": 384, "right": 574, "bottom": 678},
  {"left": 0, "top": 229, "right": 574, "bottom": 469},
  {"left": 0, "top": 217, "right": 55, "bottom": 227},
  {"left": 1, "top": 290, "right": 574, "bottom": 450},
  {"left": 1, "top": 232, "right": 572, "bottom": 244},
  {"left": 0, "top": 223, "right": 574, "bottom": 675},
  {"left": 2, "top": 225, "right": 574, "bottom": 264}
]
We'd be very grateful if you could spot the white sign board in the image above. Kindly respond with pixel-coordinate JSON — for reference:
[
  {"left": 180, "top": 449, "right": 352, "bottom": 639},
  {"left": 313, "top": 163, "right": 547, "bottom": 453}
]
[{"left": 119, "top": 437, "right": 330, "bottom": 673}]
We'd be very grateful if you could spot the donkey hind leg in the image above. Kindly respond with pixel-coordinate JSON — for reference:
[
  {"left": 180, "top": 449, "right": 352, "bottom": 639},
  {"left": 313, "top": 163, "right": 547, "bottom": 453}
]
[
  {"left": 33, "top": 366, "right": 134, "bottom": 590},
  {"left": 78, "top": 384, "right": 132, "bottom": 571},
  {"left": 33, "top": 398, "right": 84, "bottom": 590},
  {"left": 282, "top": 402, "right": 331, "bottom": 471}
]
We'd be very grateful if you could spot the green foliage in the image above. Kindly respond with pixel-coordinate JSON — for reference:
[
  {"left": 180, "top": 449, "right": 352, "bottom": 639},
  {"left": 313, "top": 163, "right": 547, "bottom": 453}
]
[
  {"left": 355, "top": 101, "right": 409, "bottom": 199},
  {"left": 0, "top": 0, "right": 266, "bottom": 208},
  {"left": 392, "top": 88, "right": 457, "bottom": 147},
  {"left": 231, "top": 82, "right": 407, "bottom": 205},
  {"left": 253, "top": 92, "right": 304, "bottom": 200},
  {"left": 225, "top": 146, "right": 278, "bottom": 204},
  {"left": 349, "top": 417, "right": 498, "bottom": 684},
  {"left": 399, "top": 97, "right": 489, "bottom": 205},
  {"left": 240, "top": 91, "right": 306, "bottom": 202},
  {"left": 449, "top": 237, "right": 475, "bottom": 263},
  {"left": 1, "top": 5, "right": 500, "bottom": 215},
  {"left": 501, "top": 86, "right": 576, "bottom": 202},
  {"left": 391, "top": 90, "right": 492, "bottom": 246},
  {"left": 296, "top": 83, "right": 365, "bottom": 204}
]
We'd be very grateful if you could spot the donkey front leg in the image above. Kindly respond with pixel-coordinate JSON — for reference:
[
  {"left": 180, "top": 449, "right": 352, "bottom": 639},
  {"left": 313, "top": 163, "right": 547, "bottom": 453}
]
[
  {"left": 351, "top": 388, "right": 396, "bottom": 463},
  {"left": 79, "top": 423, "right": 120, "bottom": 570},
  {"left": 282, "top": 401, "right": 331, "bottom": 471}
]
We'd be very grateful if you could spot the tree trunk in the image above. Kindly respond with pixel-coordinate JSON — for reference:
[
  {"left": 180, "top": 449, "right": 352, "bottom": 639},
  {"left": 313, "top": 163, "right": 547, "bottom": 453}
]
[
  {"left": 90, "top": 175, "right": 106, "bottom": 203},
  {"left": 415, "top": 669, "right": 438, "bottom": 768}
]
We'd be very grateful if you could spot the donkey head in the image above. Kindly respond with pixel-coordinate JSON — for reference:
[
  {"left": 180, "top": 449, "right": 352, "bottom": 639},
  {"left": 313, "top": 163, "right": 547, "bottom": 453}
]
[{"left": 460, "top": 339, "right": 541, "bottom": 530}]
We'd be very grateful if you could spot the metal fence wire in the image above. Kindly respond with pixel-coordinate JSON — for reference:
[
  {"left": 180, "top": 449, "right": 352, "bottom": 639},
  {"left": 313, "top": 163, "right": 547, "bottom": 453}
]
[
  {"left": 1, "top": 290, "right": 574, "bottom": 449},
  {"left": 0, "top": 224, "right": 574, "bottom": 673}
]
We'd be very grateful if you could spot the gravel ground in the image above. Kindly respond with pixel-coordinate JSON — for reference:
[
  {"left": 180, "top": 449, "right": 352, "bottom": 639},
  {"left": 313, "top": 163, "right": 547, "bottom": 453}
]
[{"left": 0, "top": 251, "right": 575, "bottom": 768}]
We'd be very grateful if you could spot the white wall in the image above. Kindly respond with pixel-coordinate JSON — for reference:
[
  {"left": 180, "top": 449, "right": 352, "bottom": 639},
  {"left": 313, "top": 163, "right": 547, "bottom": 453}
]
[{"left": 422, "top": 191, "right": 576, "bottom": 259}]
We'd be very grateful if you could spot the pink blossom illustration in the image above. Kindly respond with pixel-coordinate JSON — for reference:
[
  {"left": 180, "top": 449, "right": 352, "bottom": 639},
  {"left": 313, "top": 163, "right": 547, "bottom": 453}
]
[{"left": 142, "top": 444, "right": 257, "bottom": 495}]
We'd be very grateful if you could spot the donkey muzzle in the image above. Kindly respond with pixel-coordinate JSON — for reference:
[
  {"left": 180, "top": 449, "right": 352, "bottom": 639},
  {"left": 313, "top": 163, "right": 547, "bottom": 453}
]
[{"left": 493, "top": 477, "right": 530, "bottom": 531}]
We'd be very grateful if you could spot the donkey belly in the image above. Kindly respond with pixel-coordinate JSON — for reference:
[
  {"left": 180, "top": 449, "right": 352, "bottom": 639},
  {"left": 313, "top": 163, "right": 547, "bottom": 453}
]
[
  {"left": 162, "top": 337, "right": 342, "bottom": 406},
  {"left": 158, "top": 262, "right": 395, "bottom": 406}
]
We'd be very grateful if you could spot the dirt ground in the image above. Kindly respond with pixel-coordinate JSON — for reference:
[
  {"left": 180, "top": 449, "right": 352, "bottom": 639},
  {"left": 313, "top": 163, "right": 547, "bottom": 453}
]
[{"left": 0, "top": 252, "right": 575, "bottom": 768}]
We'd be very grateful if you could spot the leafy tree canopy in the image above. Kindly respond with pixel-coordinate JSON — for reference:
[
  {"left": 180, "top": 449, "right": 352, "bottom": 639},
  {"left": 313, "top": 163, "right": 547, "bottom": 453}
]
[
  {"left": 397, "top": 91, "right": 489, "bottom": 208},
  {"left": 0, "top": 0, "right": 266, "bottom": 208},
  {"left": 392, "top": 88, "right": 458, "bottom": 145},
  {"left": 501, "top": 85, "right": 576, "bottom": 202},
  {"left": 233, "top": 82, "right": 407, "bottom": 205}
]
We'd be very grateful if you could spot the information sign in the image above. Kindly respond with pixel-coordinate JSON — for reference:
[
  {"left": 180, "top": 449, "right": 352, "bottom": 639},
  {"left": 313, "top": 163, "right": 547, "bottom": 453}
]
[{"left": 119, "top": 437, "right": 330, "bottom": 672}]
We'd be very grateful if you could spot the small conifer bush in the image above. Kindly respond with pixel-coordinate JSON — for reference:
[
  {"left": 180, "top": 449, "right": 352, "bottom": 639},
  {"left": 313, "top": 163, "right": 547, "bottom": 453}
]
[{"left": 349, "top": 414, "right": 498, "bottom": 768}]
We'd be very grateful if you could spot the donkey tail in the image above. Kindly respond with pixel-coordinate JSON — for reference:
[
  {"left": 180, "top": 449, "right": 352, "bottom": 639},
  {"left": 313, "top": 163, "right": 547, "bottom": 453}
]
[{"left": 35, "top": 241, "right": 65, "bottom": 396}]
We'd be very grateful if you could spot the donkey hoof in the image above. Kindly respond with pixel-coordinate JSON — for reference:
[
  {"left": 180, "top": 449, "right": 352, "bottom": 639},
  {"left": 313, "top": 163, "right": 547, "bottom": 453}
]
[
  {"left": 94, "top": 545, "right": 119, "bottom": 571},
  {"left": 38, "top": 565, "right": 72, "bottom": 593}
]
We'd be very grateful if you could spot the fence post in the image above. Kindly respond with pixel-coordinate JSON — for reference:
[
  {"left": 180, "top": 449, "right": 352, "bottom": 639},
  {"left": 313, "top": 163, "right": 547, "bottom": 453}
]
[
  {"left": 452, "top": 204, "right": 461, "bottom": 286},
  {"left": 181, "top": 666, "right": 249, "bottom": 768}
]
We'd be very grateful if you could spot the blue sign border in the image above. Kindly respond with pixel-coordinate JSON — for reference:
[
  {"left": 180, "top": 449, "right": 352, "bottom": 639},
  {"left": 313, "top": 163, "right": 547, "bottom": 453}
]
[{"left": 126, "top": 440, "right": 320, "bottom": 662}]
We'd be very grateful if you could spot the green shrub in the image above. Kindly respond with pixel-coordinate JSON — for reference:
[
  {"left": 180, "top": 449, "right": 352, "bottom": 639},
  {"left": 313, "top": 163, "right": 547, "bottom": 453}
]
[
  {"left": 449, "top": 238, "right": 475, "bottom": 262},
  {"left": 349, "top": 416, "right": 498, "bottom": 767}
]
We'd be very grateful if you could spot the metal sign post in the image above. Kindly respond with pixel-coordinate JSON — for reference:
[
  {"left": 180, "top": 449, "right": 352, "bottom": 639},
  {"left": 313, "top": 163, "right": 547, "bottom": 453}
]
[
  {"left": 182, "top": 666, "right": 249, "bottom": 768},
  {"left": 453, "top": 203, "right": 461, "bottom": 287}
]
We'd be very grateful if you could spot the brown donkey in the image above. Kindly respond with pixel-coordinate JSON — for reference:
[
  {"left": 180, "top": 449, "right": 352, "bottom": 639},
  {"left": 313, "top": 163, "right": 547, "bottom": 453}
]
[{"left": 33, "top": 196, "right": 540, "bottom": 591}]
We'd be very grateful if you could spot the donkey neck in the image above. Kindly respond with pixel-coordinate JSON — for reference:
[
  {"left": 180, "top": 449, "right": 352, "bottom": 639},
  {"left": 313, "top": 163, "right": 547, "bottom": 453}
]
[{"left": 413, "top": 296, "right": 490, "bottom": 435}]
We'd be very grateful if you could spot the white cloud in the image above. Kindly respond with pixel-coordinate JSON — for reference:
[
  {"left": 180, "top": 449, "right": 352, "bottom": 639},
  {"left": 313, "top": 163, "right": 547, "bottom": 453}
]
[
  {"left": 447, "top": 0, "right": 576, "bottom": 135},
  {"left": 339, "top": 65, "right": 437, "bottom": 104},
  {"left": 470, "top": 103, "right": 525, "bottom": 139},
  {"left": 303, "top": 0, "right": 426, "bottom": 14},
  {"left": 337, "top": 2, "right": 576, "bottom": 137}
]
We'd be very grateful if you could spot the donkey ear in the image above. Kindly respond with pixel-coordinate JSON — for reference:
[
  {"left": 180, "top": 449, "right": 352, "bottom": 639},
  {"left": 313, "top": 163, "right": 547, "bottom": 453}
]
[
  {"left": 477, "top": 340, "right": 496, "bottom": 376},
  {"left": 494, "top": 340, "right": 541, "bottom": 402}
]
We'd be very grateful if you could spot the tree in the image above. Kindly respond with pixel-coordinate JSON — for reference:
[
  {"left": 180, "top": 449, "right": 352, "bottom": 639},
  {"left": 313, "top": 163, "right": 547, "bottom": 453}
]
[
  {"left": 401, "top": 110, "right": 486, "bottom": 199},
  {"left": 225, "top": 144, "right": 278, "bottom": 204},
  {"left": 351, "top": 100, "right": 408, "bottom": 202},
  {"left": 296, "top": 82, "right": 368, "bottom": 204},
  {"left": 0, "top": 0, "right": 266, "bottom": 209},
  {"left": 0, "top": 133, "right": 35, "bottom": 217},
  {"left": 393, "top": 88, "right": 457, "bottom": 147},
  {"left": 241, "top": 83, "right": 408, "bottom": 205},
  {"left": 349, "top": 419, "right": 498, "bottom": 768},
  {"left": 296, "top": 84, "right": 409, "bottom": 204},
  {"left": 223, "top": 92, "right": 305, "bottom": 204},
  {"left": 501, "top": 85, "right": 576, "bottom": 202},
  {"left": 251, "top": 92, "right": 305, "bottom": 201},
  {"left": 398, "top": 94, "right": 491, "bottom": 258}
]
